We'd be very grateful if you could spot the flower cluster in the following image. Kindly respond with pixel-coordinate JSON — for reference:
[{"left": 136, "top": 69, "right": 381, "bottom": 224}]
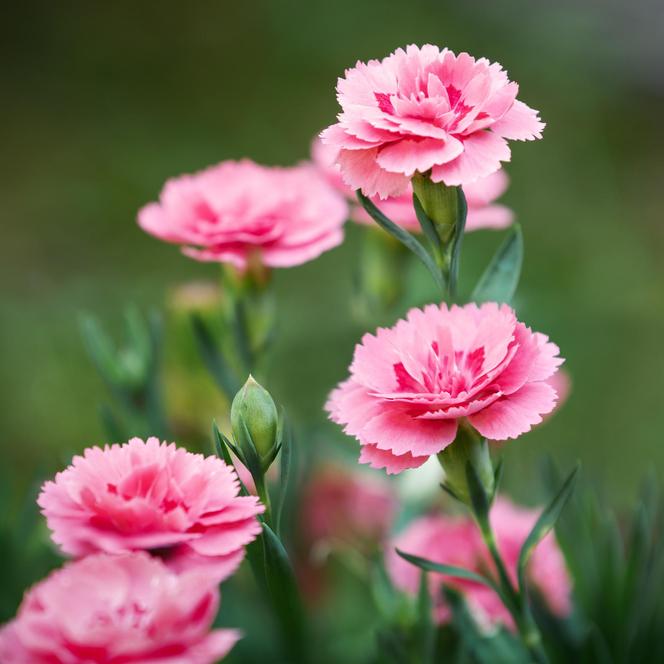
[
  {"left": 386, "top": 497, "right": 571, "bottom": 627},
  {"left": 1, "top": 438, "right": 265, "bottom": 661},
  {"left": 327, "top": 302, "right": 563, "bottom": 473}
]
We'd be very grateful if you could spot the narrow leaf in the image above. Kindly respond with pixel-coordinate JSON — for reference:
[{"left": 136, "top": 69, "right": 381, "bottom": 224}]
[
  {"left": 357, "top": 191, "right": 445, "bottom": 291},
  {"left": 472, "top": 224, "right": 523, "bottom": 304},
  {"left": 447, "top": 187, "right": 467, "bottom": 300},
  {"left": 517, "top": 463, "right": 580, "bottom": 593},
  {"left": 261, "top": 523, "right": 308, "bottom": 661},
  {"left": 492, "top": 458, "right": 505, "bottom": 503},
  {"left": 212, "top": 421, "right": 250, "bottom": 497},
  {"left": 416, "top": 571, "right": 435, "bottom": 664},
  {"left": 190, "top": 313, "right": 240, "bottom": 399},
  {"left": 396, "top": 549, "right": 499, "bottom": 592},
  {"left": 444, "top": 587, "right": 530, "bottom": 664},
  {"left": 275, "top": 410, "right": 294, "bottom": 536},
  {"left": 413, "top": 193, "right": 441, "bottom": 254}
]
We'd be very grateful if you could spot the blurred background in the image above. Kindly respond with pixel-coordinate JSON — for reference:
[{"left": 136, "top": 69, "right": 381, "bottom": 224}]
[{"left": 1, "top": 0, "right": 663, "bottom": 614}]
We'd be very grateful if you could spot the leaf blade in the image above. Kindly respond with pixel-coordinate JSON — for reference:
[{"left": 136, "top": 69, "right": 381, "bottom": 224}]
[
  {"left": 357, "top": 190, "right": 445, "bottom": 291},
  {"left": 517, "top": 462, "right": 580, "bottom": 593},
  {"left": 472, "top": 224, "right": 524, "bottom": 304}
]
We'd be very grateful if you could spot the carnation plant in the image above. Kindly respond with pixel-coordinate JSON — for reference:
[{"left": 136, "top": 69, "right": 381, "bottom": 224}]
[{"left": 1, "top": 43, "right": 663, "bottom": 664}]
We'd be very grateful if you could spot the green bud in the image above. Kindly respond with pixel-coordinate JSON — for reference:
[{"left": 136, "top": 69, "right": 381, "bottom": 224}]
[
  {"left": 230, "top": 375, "right": 278, "bottom": 458},
  {"left": 437, "top": 423, "right": 494, "bottom": 507},
  {"left": 412, "top": 173, "right": 459, "bottom": 248}
]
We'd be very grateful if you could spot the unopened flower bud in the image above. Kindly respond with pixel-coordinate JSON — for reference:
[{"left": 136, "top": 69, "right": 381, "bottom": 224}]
[{"left": 230, "top": 375, "right": 278, "bottom": 458}]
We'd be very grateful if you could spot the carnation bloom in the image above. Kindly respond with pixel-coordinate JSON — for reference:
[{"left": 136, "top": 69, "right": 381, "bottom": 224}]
[
  {"left": 0, "top": 553, "right": 239, "bottom": 663},
  {"left": 138, "top": 159, "right": 348, "bottom": 270},
  {"left": 321, "top": 44, "right": 544, "bottom": 198},
  {"left": 300, "top": 464, "right": 396, "bottom": 551},
  {"left": 326, "top": 302, "right": 562, "bottom": 474},
  {"left": 38, "top": 438, "right": 264, "bottom": 580},
  {"left": 312, "top": 137, "right": 513, "bottom": 232},
  {"left": 386, "top": 498, "right": 571, "bottom": 627}
]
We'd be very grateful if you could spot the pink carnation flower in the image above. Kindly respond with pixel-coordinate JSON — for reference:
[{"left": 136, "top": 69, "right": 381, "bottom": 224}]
[
  {"left": 321, "top": 44, "right": 544, "bottom": 198},
  {"left": 0, "top": 553, "right": 239, "bottom": 663},
  {"left": 312, "top": 138, "right": 513, "bottom": 232},
  {"left": 386, "top": 498, "right": 571, "bottom": 628},
  {"left": 326, "top": 302, "right": 562, "bottom": 474},
  {"left": 38, "top": 438, "right": 264, "bottom": 581},
  {"left": 138, "top": 159, "right": 348, "bottom": 270},
  {"left": 301, "top": 464, "right": 396, "bottom": 550}
]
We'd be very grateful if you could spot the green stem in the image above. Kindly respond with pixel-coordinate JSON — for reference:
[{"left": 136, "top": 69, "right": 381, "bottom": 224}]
[{"left": 476, "top": 519, "right": 549, "bottom": 664}]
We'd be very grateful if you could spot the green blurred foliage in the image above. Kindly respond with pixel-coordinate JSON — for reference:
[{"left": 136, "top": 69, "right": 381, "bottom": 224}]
[{"left": 1, "top": 0, "right": 664, "bottom": 593}]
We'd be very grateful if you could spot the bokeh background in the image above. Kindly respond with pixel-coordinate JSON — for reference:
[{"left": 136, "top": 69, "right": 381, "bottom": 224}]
[{"left": 2, "top": 0, "right": 663, "bottom": 604}]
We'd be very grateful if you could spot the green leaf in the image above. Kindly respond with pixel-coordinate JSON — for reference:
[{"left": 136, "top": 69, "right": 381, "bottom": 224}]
[
  {"left": 261, "top": 523, "right": 308, "bottom": 662},
  {"left": 236, "top": 414, "right": 264, "bottom": 486},
  {"left": 444, "top": 587, "right": 530, "bottom": 664},
  {"left": 492, "top": 457, "right": 505, "bottom": 503},
  {"left": 357, "top": 190, "right": 445, "bottom": 291},
  {"left": 472, "top": 224, "right": 524, "bottom": 304},
  {"left": 412, "top": 193, "right": 442, "bottom": 255},
  {"left": 211, "top": 421, "right": 250, "bottom": 497},
  {"left": 416, "top": 571, "right": 435, "bottom": 664},
  {"left": 190, "top": 313, "right": 240, "bottom": 399},
  {"left": 396, "top": 549, "right": 499, "bottom": 593},
  {"left": 275, "top": 409, "right": 294, "bottom": 537},
  {"left": 517, "top": 463, "right": 580, "bottom": 593},
  {"left": 447, "top": 187, "right": 467, "bottom": 300}
]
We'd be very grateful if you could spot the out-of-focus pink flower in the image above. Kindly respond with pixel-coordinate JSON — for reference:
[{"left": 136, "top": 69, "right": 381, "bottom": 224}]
[
  {"left": 326, "top": 303, "right": 562, "bottom": 474},
  {"left": 321, "top": 44, "right": 544, "bottom": 198},
  {"left": 386, "top": 498, "right": 571, "bottom": 628},
  {"left": 138, "top": 159, "right": 348, "bottom": 270},
  {"left": 386, "top": 514, "right": 482, "bottom": 624},
  {"left": 301, "top": 464, "right": 397, "bottom": 550},
  {"left": 0, "top": 553, "right": 239, "bottom": 663},
  {"left": 312, "top": 137, "right": 513, "bottom": 232},
  {"left": 38, "top": 438, "right": 264, "bottom": 581}
]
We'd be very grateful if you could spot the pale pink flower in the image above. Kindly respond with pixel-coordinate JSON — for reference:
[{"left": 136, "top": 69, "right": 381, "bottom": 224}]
[
  {"left": 0, "top": 552, "right": 239, "bottom": 663},
  {"left": 38, "top": 438, "right": 264, "bottom": 581},
  {"left": 138, "top": 159, "right": 348, "bottom": 270},
  {"left": 312, "top": 137, "right": 513, "bottom": 232},
  {"left": 301, "top": 464, "right": 397, "bottom": 550},
  {"left": 321, "top": 44, "right": 544, "bottom": 198},
  {"left": 386, "top": 498, "right": 571, "bottom": 628},
  {"left": 326, "top": 303, "right": 562, "bottom": 474}
]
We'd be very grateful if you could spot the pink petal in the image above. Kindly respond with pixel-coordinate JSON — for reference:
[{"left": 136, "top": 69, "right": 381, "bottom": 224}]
[
  {"left": 430, "top": 131, "right": 511, "bottom": 186},
  {"left": 358, "top": 444, "right": 429, "bottom": 474},
  {"left": 361, "top": 410, "right": 458, "bottom": 456},
  {"left": 376, "top": 136, "right": 463, "bottom": 176},
  {"left": 468, "top": 382, "right": 557, "bottom": 440},
  {"left": 491, "top": 100, "right": 545, "bottom": 141}
]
